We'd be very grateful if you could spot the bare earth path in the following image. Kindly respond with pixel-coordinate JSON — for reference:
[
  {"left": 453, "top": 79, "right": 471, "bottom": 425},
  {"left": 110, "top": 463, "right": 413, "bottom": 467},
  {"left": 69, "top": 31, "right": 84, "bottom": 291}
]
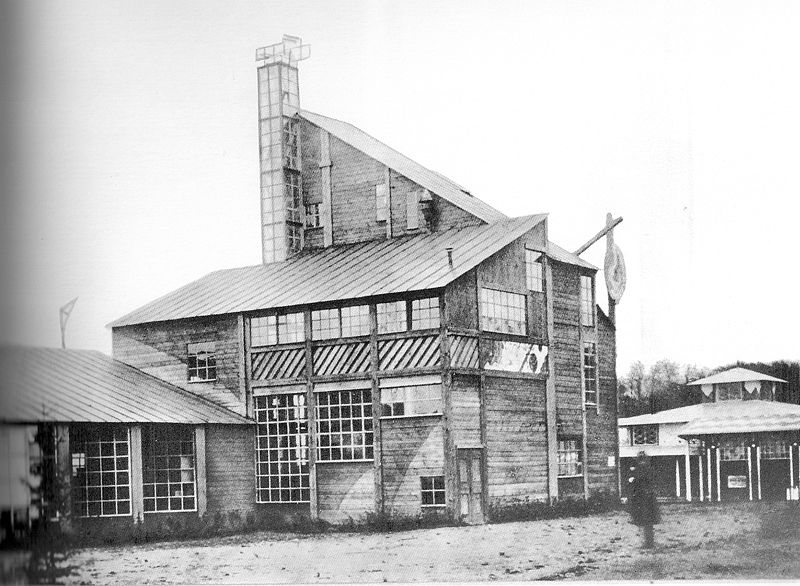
[{"left": 65, "top": 502, "right": 800, "bottom": 583}]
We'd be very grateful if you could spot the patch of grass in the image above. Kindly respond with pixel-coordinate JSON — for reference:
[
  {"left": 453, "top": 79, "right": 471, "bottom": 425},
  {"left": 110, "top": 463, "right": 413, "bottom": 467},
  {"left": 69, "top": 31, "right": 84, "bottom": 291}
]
[
  {"left": 488, "top": 491, "right": 620, "bottom": 524},
  {"left": 758, "top": 503, "right": 800, "bottom": 540}
]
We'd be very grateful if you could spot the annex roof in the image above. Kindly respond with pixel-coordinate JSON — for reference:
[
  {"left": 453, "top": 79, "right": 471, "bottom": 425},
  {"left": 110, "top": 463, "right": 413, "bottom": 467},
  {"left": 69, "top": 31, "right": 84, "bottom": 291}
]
[
  {"left": 547, "top": 241, "right": 597, "bottom": 271},
  {"left": 298, "top": 109, "right": 508, "bottom": 224},
  {"left": 0, "top": 347, "right": 251, "bottom": 425},
  {"left": 687, "top": 367, "right": 787, "bottom": 386},
  {"left": 109, "top": 214, "right": 550, "bottom": 327},
  {"left": 619, "top": 403, "right": 709, "bottom": 426},
  {"left": 679, "top": 400, "right": 800, "bottom": 436}
]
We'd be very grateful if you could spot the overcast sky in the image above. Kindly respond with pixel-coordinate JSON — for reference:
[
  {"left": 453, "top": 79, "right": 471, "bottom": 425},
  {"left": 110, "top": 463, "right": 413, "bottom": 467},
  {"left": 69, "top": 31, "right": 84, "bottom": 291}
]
[{"left": 2, "top": 0, "right": 799, "bottom": 374}]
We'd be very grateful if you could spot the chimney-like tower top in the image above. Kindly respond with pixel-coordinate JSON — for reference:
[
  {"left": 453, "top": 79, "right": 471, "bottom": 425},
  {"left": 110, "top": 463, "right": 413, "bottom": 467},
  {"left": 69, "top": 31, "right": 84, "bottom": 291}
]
[{"left": 256, "top": 35, "right": 310, "bottom": 66}]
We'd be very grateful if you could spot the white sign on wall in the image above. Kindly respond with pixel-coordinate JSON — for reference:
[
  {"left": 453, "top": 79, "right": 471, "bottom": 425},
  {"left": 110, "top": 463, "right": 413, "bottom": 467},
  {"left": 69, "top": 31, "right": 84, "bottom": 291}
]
[
  {"left": 727, "top": 475, "right": 747, "bottom": 489},
  {"left": 483, "top": 341, "right": 549, "bottom": 375}
]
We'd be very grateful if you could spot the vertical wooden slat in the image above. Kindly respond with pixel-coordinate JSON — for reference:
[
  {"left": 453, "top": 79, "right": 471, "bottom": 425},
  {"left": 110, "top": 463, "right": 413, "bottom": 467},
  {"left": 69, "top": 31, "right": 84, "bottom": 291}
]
[
  {"left": 684, "top": 449, "right": 691, "bottom": 501},
  {"left": 544, "top": 258, "right": 559, "bottom": 502},
  {"left": 305, "top": 308, "right": 318, "bottom": 520},
  {"left": 440, "top": 293, "right": 456, "bottom": 519},
  {"left": 195, "top": 426, "right": 208, "bottom": 517},
  {"left": 369, "top": 304, "right": 383, "bottom": 514},
  {"left": 129, "top": 425, "right": 145, "bottom": 522},
  {"left": 238, "top": 314, "right": 250, "bottom": 418}
]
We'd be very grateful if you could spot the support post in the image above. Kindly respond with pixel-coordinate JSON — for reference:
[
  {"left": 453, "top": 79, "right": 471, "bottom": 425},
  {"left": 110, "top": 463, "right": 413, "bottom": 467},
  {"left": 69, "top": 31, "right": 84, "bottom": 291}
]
[
  {"left": 194, "top": 426, "right": 207, "bottom": 517},
  {"left": 790, "top": 444, "right": 795, "bottom": 490},
  {"left": 675, "top": 458, "right": 680, "bottom": 498},
  {"left": 699, "top": 453, "right": 704, "bottom": 502},
  {"left": 747, "top": 445, "right": 753, "bottom": 501},
  {"left": 368, "top": 304, "right": 384, "bottom": 516},
  {"left": 304, "top": 308, "right": 319, "bottom": 520},
  {"left": 54, "top": 425, "right": 72, "bottom": 523},
  {"left": 715, "top": 446, "right": 721, "bottom": 502},
  {"left": 685, "top": 449, "right": 691, "bottom": 502},
  {"left": 543, "top": 258, "right": 559, "bottom": 502},
  {"left": 129, "top": 426, "right": 145, "bottom": 522},
  {"left": 756, "top": 445, "right": 762, "bottom": 500},
  {"left": 706, "top": 447, "right": 712, "bottom": 501}
]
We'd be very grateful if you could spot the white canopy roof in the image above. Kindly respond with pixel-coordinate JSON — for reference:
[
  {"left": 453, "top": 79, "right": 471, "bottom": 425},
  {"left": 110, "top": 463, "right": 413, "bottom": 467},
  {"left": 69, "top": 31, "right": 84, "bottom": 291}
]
[{"left": 687, "top": 367, "right": 787, "bottom": 386}]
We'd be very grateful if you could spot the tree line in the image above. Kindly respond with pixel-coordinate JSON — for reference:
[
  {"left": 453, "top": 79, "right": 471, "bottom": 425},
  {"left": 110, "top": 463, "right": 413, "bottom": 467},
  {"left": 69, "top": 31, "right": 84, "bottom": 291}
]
[{"left": 617, "top": 359, "right": 800, "bottom": 418}]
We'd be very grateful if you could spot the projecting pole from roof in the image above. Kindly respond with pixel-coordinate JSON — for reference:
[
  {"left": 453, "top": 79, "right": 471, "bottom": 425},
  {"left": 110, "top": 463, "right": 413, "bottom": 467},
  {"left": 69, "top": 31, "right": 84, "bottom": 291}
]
[
  {"left": 59, "top": 297, "right": 78, "bottom": 349},
  {"left": 573, "top": 215, "right": 623, "bottom": 256}
]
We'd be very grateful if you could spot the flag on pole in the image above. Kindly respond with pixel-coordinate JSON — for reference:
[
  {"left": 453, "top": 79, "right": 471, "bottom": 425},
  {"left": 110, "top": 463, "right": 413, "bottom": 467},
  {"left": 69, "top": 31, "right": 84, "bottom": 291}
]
[{"left": 60, "top": 297, "right": 78, "bottom": 349}]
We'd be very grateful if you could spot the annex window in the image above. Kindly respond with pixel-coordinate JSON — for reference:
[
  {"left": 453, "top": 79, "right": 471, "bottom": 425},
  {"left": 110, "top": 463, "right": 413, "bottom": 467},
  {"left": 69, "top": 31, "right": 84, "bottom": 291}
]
[
  {"left": 142, "top": 426, "right": 196, "bottom": 513},
  {"left": 187, "top": 342, "right": 216, "bottom": 382},
  {"left": 479, "top": 288, "right": 526, "bottom": 336},
  {"left": 380, "top": 380, "right": 442, "bottom": 417},
  {"left": 411, "top": 298, "right": 440, "bottom": 330},
  {"left": 580, "top": 275, "right": 594, "bottom": 327},
  {"left": 305, "top": 203, "right": 321, "bottom": 228},
  {"left": 377, "top": 301, "right": 407, "bottom": 334},
  {"left": 71, "top": 426, "right": 131, "bottom": 518},
  {"left": 717, "top": 383, "right": 743, "bottom": 402},
  {"left": 316, "top": 388, "right": 374, "bottom": 462},
  {"left": 583, "top": 342, "right": 598, "bottom": 406},
  {"left": 557, "top": 438, "right": 582, "bottom": 477},
  {"left": 255, "top": 393, "right": 310, "bottom": 503},
  {"left": 312, "top": 305, "right": 370, "bottom": 340},
  {"left": 761, "top": 440, "right": 789, "bottom": 460},
  {"left": 420, "top": 476, "right": 446, "bottom": 508},
  {"left": 630, "top": 425, "right": 658, "bottom": 445},
  {"left": 283, "top": 117, "right": 299, "bottom": 169},
  {"left": 376, "top": 184, "right": 389, "bottom": 222},
  {"left": 525, "top": 250, "right": 544, "bottom": 292},
  {"left": 251, "top": 312, "right": 304, "bottom": 346},
  {"left": 285, "top": 171, "right": 302, "bottom": 224},
  {"left": 719, "top": 440, "right": 747, "bottom": 461}
]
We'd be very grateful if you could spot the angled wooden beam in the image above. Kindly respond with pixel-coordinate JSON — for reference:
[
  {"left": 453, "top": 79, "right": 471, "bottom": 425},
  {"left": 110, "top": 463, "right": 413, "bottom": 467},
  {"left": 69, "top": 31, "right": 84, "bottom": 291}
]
[{"left": 573, "top": 216, "right": 623, "bottom": 256}]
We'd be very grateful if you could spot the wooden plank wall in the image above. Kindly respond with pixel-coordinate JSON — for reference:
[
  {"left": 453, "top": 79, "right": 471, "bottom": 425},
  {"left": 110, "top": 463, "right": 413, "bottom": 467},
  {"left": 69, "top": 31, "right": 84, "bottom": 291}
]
[
  {"left": 111, "top": 317, "right": 245, "bottom": 415},
  {"left": 381, "top": 417, "right": 445, "bottom": 516},
  {"left": 551, "top": 262, "right": 584, "bottom": 436},
  {"left": 450, "top": 374, "right": 481, "bottom": 446},
  {"left": 587, "top": 312, "right": 619, "bottom": 496},
  {"left": 316, "top": 462, "right": 375, "bottom": 523},
  {"left": 204, "top": 424, "right": 258, "bottom": 516}
]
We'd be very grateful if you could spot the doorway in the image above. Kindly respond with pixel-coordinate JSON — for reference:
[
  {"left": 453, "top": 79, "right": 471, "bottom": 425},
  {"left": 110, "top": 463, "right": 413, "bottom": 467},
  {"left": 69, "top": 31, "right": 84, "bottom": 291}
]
[{"left": 457, "top": 448, "right": 484, "bottom": 524}]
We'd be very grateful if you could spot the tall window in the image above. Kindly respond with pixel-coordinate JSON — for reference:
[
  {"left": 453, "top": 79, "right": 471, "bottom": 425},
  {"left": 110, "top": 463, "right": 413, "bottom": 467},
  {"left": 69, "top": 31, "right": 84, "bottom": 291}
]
[
  {"left": 557, "top": 439, "right": 582, "bottom": 477},
  {"left": 71, "top": 426, "right": 131, "bottom": 518},
  {"left": 312, "top": 305, "right": 370, "bottom": 340},
  {"left": 316, "top": 389, "right": 374, "bottom": 461},
  {"left": 719, "top": 440, "right": 747, "bottom": 461},
  {"left": 380, "top": 381, "right": 442, "bottom": 417},
  {"left": 377, "top": 301, "right": 407, "bottom": 334},
  {"left": 580, "top": 276, "right": 594, "bottom": 326},
  {"left": 583, "top": 342, "right": 597, "bottom": 406},
  {"left": 187, "top": 342, "right": 216, "bottom": 382},
  {"left": 631, "top": 425, "right": 658, "bottom": 445},
  {"left": 251, "top": 312, "right": 304, "bottom": 346},
  {"left": 525, "top": 250, "right": 543, "bottom": 292},
  {"left": 305, "top": 203, "right": 321, "bottom": 228},
  {"left": 420, "top": 476, "right": 446, "bottom": 508},
  {"left": 142, "top": 426, "right": 196, "bottom": 513},
  {"left": 479, "top": 288, "right": 526, "bottom": 335},
  {"left": 255, "top": 393, "right": 310, "bottom": 503},
  {"left": 283, "top": 117, "right": 299, "bottom": 169},
  {"left": 285, "top": 171, "right": 302, "bottom": 225}
]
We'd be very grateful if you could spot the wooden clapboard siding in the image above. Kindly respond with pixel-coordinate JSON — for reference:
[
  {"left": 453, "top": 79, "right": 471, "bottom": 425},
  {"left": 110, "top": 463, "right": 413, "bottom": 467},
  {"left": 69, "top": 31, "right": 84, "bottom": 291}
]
[
  {"left": 477, "top": 241, "right": 526, "bottom": 295},
  {"left": 205, "top": 425, "right": 258, "bottom": 515},
  {"left": 444, "top": 271, "right": 478, "bottom": 331},
  {"left": 112, "top": 316, "right": 245, "bottom": 415},
  {"left": 316, "top": 462, "right": 375, "bottom": 523},
  {"left": 551, "top": 261, "right": 584, "bottom": 434},
  {"left": 483, "top": 376, "right": 549, "bottom": 504},
  {"left": 450, "top": 374, "right": 481, "bottom": 446},
  {"left": 381, "top": 416, "right": 445, "bottom": 516}
]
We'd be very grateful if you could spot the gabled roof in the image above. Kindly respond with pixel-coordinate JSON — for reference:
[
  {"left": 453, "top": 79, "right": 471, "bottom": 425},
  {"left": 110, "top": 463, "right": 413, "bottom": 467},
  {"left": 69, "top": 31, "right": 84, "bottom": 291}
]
[
  {"left": 298, "top": 109, "right": 508, "bottom": 224},
  {"left": 687, "top": 367, "right": 787, "bottom": 386},
  {"left": 679, "top": 400, "right": 800, "bottom": 436},
  {"left": 0, "top": 347, "right": 251, "bottom": 425},
  {"left": 547, "top": 241, "right": 597, "bottom": 270},
  {"left": 109, "top": 214, "right": 547, "bottom": 327}
]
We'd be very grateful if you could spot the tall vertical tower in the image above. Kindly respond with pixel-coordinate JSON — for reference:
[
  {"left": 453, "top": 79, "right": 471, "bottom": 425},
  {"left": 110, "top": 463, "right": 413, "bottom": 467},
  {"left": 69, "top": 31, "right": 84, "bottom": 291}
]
[{"left": 256, "top": 35, "right": 310, "bottom": 264}]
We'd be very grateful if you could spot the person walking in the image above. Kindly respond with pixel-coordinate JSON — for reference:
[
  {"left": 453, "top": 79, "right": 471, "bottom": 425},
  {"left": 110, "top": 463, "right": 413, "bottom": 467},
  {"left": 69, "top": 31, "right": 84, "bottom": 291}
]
[{"left": 628, "top": 450, "right": 660, "bottom": 549}]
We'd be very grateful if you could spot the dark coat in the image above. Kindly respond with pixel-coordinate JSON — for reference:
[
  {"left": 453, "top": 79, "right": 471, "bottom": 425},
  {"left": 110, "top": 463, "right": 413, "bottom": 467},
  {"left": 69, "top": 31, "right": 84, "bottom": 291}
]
[{"left": 628, "top": 457, "right": 661, "bottom": 526}]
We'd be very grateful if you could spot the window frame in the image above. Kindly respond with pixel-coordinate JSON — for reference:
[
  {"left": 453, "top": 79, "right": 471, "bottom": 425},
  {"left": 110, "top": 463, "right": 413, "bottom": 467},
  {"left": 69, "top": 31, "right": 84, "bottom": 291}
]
[
  {"left": 630, "top": 425, "right": 659, "bottom": 446},
  {"left": 557, "top": 438, "right": 583, "bottom": 478},
  {"left": 250, "top": 311, "right": 305, "bottom": 347},
  {"left": 719, "top": 440, "right": 747, "bottom": 461},
  {"left": 479, "top": 287, "right": 527, "bottom": 336},
  {"left": 187, "top": 341, "right": 217, "bottom": 383},
  {"left": 71, "top": 426, "right": 132, "bottom": 518},
  {"left": 142, "top": 426, "right": 197, "bottom": 514},
  {"left": 761, "top": 440, "right": 789, "bottom": 460},
  {"left": 377, "top": 297, "right": 441, "bottom": 334},
  {"left": 420, "top": 475, "right": 446, "bottom": 508},
  {"left": 304, "top": 203, "right": 322, "bottom": 228},
  {"left": 580, "top": 275, "right": 595, "bottom": 327},
  {"left": 525, "top": 249, "right": 544, "bottom": 292},
  {"left": 582, "top": 342, "right": 598, "bottom": 407},
  {"left": 379, "top": 380, "right": 443, "bottom": 419},
  {"left": 315, "top": 388, "right": 374, "bottom": 463},
  {"left": 311, "top": 305, "right": 371, "bottom": 341}
]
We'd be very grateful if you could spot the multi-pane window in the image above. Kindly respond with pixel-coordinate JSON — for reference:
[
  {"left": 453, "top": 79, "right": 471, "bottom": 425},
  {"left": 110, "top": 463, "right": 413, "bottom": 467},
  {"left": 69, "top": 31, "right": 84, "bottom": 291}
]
[
  {"left": 761, "top": 440, "right": 789, "bottom": 459},
  {"left": 305, "top": 203, "right": 321, "bottom": 228},
  {"left": 557, "top": 439, "right": 582, "bottom": 477},
  {"left": 411, "top": 298, "right": 440, "bottom": 330},
  {"left": 380, "top": 382, "right": 442, "bottom": 417},
  {"left": 583, "top": 342, "right": 598, "bottom": 406},
  {"left": 316, "top": 389, "right": 374, "bottom": 461},
  {"left": 283, "top": 117, "right": 299, "bottom": 169},
  {"left": 377, "top": 301, "right": 407, "bottom": 334},
  {"left": 255, "top": 393, "right": 310, "bottom": 503},
  {"left": 631, "top": 425, "right": 658, "bottom": 445},
  {"left": 479, "top": 288, "right": 527, "bottom": 335},
  {"left": 580, "top": 276, "right": 594, "bottom": 326},
  {"left": 187, "top": 342, "right": 216, "bottom": 382},
  {"left": 312, "top": 305, "right": 370, "bottom": 340},
  {"left": 719, "top": 440, "right": 747, "bottom": 461},
  {"left": 717, "top": 383, "right": 743, "bottom": 401},
  {"left": 251, "top": 312, "right": 304, "bottom": 346},
  {"left": 420, "top": 476, "right": 446, "bottom": 507},
  {"left": 285, "top": 171, "right": 302, "bottom": 224},
  {"left": 142, "top": 426, "right": 196, "bottom": 513},
  {"left": 525, "top": 250, "right": 544, "bottom": 292},
  {"left": 71, "top": 426, "right": 131, "bottom": 518}
]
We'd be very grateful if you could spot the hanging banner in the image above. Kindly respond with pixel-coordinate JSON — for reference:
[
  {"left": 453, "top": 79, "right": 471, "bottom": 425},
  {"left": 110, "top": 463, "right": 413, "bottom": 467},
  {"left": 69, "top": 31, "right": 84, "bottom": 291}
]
[{"left": 483, "top": 341, "right": 548, "bottom": 375}]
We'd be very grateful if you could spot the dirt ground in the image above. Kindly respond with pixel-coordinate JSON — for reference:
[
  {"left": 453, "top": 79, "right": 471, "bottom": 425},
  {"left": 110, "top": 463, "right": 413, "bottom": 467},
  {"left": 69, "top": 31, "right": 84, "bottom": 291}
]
[{"left": 60, "top": 501, "right": 800, "bottom": 583}]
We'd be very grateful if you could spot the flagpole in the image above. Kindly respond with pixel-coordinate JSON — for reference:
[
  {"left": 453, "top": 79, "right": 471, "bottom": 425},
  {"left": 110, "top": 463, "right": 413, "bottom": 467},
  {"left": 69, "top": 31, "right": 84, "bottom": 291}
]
[{"left": 60, "top": 297, "right": 78, "bottom": 349}]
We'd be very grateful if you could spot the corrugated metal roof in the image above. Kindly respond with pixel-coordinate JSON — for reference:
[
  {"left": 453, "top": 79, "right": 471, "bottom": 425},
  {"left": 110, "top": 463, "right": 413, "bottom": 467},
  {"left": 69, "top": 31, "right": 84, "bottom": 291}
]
[
  {"left": 298, "top": 110, "right": 508, "bottom": 224},
  {"left": 109, "top": 214, "right": 548, "bottom": 327},
  {"left": 547, "top": 241, "right": 597, "bottom": 270},
  {"left": 678, "top": 400, "right": 800, "bottom": 436},
  {"left": 687, "top": 367, "right": 787, "bottom": 386},
  {"left": 0, "top": 347, "right": 251, "bottom": 425}
]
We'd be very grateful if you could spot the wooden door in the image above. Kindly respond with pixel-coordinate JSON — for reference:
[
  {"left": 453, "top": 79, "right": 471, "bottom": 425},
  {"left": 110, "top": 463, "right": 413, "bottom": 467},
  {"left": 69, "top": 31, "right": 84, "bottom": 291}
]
[{"left": 457, "top": 449, "right": 484, "bottom": 524}]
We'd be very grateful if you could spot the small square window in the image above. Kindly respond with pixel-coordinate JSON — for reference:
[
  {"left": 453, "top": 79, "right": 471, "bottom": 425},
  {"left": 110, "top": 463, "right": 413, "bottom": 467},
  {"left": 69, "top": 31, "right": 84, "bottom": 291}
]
[
  {"left": 630, "top": 425, "right": 658, "bottom": 445},
  {"left": 187, "top": 342, "right": 216, "bottom": 382},
  {"left": 377, "top": 301, "right": 407, "bottom": 334},
  {"left": 420, "top": 475, "right": 445, "bottom": 507},
  {"left": 411, "top": 298, "right": 440, "bottom": 330}
]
